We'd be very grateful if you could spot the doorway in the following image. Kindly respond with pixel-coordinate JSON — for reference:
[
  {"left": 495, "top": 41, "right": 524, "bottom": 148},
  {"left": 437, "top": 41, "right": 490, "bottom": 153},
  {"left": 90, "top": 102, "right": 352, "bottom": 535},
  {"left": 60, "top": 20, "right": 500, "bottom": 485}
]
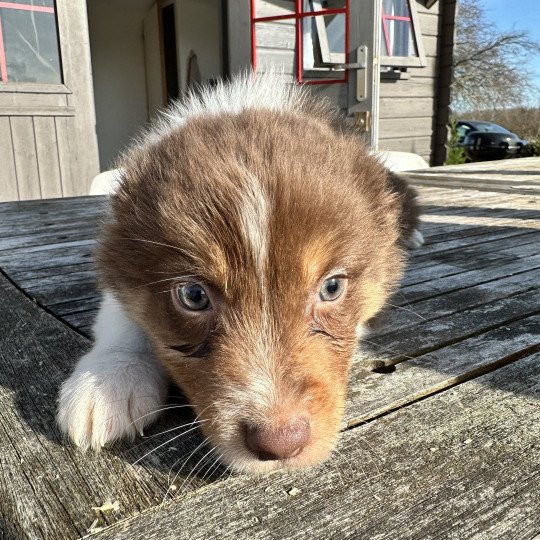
[{"left": 87, "top": 0, "right": 225, "bottom": 171}]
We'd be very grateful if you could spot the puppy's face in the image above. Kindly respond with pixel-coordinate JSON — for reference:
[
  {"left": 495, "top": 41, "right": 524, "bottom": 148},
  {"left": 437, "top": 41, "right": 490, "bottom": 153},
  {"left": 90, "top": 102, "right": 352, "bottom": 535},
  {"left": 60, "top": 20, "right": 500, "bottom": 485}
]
[{"left": 100, "top": 109, "right": 404, "bottom": 473}]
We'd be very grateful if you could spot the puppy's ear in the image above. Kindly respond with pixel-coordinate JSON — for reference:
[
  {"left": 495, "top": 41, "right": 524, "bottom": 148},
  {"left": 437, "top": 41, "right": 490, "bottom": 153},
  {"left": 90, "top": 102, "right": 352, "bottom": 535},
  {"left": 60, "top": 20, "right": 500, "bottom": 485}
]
[{"left": 386, "top": 171, "right": 423, "bottom": 249}]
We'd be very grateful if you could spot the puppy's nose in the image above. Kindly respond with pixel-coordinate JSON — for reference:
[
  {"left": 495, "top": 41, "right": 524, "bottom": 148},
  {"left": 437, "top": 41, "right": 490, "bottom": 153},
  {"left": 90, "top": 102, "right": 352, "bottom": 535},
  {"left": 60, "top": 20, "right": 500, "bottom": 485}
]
[{"left": 245, "top": 417, "right": 310, "bottom": 461}]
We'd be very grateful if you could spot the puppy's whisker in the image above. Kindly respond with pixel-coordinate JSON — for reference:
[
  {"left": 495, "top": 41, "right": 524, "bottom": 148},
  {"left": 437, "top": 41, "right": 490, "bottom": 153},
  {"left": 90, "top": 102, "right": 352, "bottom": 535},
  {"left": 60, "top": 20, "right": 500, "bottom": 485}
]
[
  {"left": 122, "top": 419, "right": 208, "bottom": 457},
  {"left": 165, "top": 437, "right": 211, "bottom": 501},
  {"left": 132, "top": 277, "right": 190, "bottom": 289},
  {"left": 200, "top": 452, "right": 225, "bottom": 483},
  {"left": 131, "top": 425, "right": 203, "bottom": 468},
  {"left": 89, "top": 403, "right": 196, "bottom": 438},
  {"left": 178, "top": 447, "right": 216, "bottom": 494},
  {"left": 112, "top": 423, "right": 207, "bottom": 495},
  {"left": 385, "top": 302, "right": 426, "bottom": 321},
  {"left": 119, "top": 237, "right": 190, "bottom": 256}
]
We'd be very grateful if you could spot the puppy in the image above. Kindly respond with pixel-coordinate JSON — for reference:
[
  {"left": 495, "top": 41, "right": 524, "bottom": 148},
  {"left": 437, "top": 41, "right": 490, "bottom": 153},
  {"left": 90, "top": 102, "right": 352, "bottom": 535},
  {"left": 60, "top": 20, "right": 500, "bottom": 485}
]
[{"left": 57, "top": 72, "right": 422, "bottom": 474}]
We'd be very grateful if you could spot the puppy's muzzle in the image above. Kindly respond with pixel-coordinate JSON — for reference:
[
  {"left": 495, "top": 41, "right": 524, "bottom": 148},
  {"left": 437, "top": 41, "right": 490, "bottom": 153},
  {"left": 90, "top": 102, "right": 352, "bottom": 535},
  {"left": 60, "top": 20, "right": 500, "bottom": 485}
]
[{"left": 244, "top": 417, "right": 311, "bottom": 461}]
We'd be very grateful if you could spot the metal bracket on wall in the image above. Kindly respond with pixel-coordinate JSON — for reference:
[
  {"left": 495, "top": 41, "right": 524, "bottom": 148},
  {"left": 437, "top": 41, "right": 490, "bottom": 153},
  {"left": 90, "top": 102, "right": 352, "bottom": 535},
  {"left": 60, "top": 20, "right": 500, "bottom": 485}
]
[{"left": 353, "top": 111, "right": 371, "bottom": 132}]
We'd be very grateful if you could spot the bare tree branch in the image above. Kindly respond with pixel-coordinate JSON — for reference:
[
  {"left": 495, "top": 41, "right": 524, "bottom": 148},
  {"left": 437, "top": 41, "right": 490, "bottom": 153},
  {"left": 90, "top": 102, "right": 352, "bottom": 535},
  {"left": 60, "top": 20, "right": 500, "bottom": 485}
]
[{"left": 451, "top": 0, "right": 540, "bottom": 113}]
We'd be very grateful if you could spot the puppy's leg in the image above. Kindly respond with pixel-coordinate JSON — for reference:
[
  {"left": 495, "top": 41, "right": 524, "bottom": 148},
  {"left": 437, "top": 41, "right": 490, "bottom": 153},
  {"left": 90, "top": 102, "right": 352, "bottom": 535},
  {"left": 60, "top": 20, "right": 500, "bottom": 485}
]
[
  {"left": 387, "top": 171, "right": 424, "bottom": 249},
  {"left": 57, "top": 291, "right": 169, "bottom": 450}
]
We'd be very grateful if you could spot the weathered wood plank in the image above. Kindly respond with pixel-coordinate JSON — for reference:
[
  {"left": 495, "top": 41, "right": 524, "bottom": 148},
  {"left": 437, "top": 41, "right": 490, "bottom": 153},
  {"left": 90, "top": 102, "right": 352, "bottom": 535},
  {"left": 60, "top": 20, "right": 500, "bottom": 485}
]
[
  {"left": 379, "top": 116, "right": 435, "bottom": 140},
  {"left": 55, "top": 116, "right": 84, "bottom": 197},
  {"left": 374, "top": 268, "right": 539, "bottom": 339},
  {"left": 0, "top": 272, "right": 225, "bottom": 538},
  {"left": 93, "top": 352, "right": 540, "bottom": 539},
  {"left": 0, "top": 92, "right": 67, "bottom": 109},
  {"left": 379, "top": 97, "right": 435, "bottom": 119},
  {"left": 0, "top": 227, "right": 98, "bottom": 253},
  {"left": 0, "top": 117, "right": 18, "bottom": 202},
  {"left": 359, "top": 288, "right": 540, "bottom": 370},
  {"left": 9, "top": 117, "right": 41, "bottom": 201},
  {"left": 23, "top": 271, "right": 97, "bottom": 306},
  {"left": 34, "top": 117, "right": 64, "bottom": 199},
  {"left": 348, "top": 316, "right": 540, "bottom": 426},
  {"left": 3, "top": 262, "right": 95, "bottom": 283},
  {"left": 0, "top": 194, "right": 104, "bottom": 214},
  {"left": 410, "top": 230, "right": 538, "bottom": 262},
  {"left": 378, "top": 136, "right": 432, "bottom": 158},
  {"left": 402, "top": 239, "right": 539, "bottom": 287},
  {"left": 0, "top": 240, "right": 96, "bottom": 274},
  {"left": 62, "top": 309, "right": 98, "bottom": 335},
  {"left": 404, "top": 248, "right": 539, "bottom": 291}
]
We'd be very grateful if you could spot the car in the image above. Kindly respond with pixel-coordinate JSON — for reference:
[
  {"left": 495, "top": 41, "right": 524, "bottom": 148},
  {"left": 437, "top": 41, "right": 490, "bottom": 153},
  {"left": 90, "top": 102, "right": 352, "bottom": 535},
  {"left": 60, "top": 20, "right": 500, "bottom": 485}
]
[{"left": 456, "top": 120, "right": 528, "bottom": 161}]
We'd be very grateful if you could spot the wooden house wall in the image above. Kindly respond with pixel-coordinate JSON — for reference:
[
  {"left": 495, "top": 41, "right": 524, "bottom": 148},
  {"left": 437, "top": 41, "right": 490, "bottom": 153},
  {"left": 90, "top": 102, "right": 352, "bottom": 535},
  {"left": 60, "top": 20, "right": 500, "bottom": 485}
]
[
  {"left": 0, "top": 0, "right": 99, "bottom": 203},
  {"left": 379, "top": 1, "right": 454, "bottom": 165},
  {"left": 0, "top": 93, "right": 77, "bottom": 202},
  {"left": 251, "top": 0, "right": 455, "bottom": 166}
]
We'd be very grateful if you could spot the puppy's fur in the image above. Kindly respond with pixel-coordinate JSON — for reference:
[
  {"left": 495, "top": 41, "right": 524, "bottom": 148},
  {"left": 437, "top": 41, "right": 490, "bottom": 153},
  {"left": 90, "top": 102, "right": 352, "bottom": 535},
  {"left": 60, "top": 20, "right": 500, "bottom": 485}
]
[{"left": 57, "top": 73, "right": 422, "bottom": 473}]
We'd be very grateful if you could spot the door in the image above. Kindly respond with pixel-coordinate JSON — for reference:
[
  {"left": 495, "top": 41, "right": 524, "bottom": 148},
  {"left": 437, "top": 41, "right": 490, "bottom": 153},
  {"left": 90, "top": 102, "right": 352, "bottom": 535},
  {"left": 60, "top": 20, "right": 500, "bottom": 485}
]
[
  {"left": 0, "top": 0, "right": 99, "bottom": 201},
  {"left": 227, "top": 0, "right": 381, "bottom": 147}
]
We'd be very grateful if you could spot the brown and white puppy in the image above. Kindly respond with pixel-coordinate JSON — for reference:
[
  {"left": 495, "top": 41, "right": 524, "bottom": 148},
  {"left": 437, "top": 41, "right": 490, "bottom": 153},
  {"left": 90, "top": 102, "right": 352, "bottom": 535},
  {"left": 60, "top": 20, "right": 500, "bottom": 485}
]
[{"left": 57, "top": 73, "right": 422, "bottom": 474}]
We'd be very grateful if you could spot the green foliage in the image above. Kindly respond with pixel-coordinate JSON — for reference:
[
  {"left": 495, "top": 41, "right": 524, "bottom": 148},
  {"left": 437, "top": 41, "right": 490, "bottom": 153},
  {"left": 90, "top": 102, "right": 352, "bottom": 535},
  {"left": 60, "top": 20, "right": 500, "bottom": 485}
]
[
  {"left": 445, "top": 120, "right": 467, "bottom": 165},
  {"left": 520, "top": 137, "right": 540, "bottom": 157}
]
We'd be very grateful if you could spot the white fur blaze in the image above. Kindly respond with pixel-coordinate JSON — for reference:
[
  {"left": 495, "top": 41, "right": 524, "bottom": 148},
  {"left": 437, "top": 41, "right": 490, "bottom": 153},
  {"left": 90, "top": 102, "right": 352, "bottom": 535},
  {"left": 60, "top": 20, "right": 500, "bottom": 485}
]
[
  {"left": 142, "top": 71, "right": 307, "bottom": 147},
  {"left": 238, "top": 172, "right": 270, "bottom": 275},
  {"left": 56, "top": 292, "right": 168, "bottom": 450}
]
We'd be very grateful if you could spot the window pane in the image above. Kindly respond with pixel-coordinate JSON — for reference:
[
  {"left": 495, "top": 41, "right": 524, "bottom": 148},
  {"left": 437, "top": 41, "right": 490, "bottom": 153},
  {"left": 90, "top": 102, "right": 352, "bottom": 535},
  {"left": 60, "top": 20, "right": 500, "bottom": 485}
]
[
  {"left": 4, "top": 0, "right": 55, "bottom": 6},
  {"left": 302, "top": 0, "right": 346, "bottom": 13},
  {"left": 302, "top": 14, "right": 345, "bottom": 81},
  {"left": 382, "top": 0, "right": 410, "bottom": 18},
  {"left": 254, "top": 0, "right": 295, "bottom": 19},
  {"left": 1, "top": 7, "right": 62, "bottom": 83},
  {"left": 254, "top": 21, "right": 295, "bottom": 77},
  {"left": 381, "top": 19, "right": 417, "bottom": 57}
]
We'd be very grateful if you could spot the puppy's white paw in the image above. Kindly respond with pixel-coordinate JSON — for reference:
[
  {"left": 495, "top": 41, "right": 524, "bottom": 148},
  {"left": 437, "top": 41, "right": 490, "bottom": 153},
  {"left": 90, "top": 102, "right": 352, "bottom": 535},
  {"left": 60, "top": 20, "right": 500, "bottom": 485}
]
[
  {"left": 57, "top": 350, "right": 168, "bottom": 450},
  {"left": 405, "top": 228, "right": 424, "bottom": 250}
]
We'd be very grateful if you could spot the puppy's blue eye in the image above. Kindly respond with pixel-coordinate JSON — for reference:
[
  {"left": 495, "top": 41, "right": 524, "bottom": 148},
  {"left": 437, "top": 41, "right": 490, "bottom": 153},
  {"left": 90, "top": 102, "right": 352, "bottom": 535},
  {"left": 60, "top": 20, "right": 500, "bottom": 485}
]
[
  {"left": 319, "top": 277, "right": 346, "bottom": 301},
  {"left": 175, "top": 284, "right": 210, "bottom": 311}
]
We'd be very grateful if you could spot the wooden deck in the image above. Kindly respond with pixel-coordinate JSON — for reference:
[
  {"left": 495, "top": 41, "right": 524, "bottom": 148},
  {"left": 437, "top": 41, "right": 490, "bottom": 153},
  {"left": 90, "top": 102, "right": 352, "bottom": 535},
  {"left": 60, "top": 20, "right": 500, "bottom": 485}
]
[
  {"left": 402, "top": 156, "right": 540, "bottom": 195},
  {"left": 0, "top": 184, "right": 539, "bottom": 539}
]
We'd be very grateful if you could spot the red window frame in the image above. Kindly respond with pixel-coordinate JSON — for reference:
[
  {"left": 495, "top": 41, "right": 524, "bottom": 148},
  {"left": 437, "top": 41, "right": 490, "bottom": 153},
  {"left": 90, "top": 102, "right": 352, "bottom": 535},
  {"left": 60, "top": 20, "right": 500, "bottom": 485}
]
[
  {"left": 381, "top": 0, "right": 412, "bottom": 57},
  {"left": 250, "top": 0, "right": 349, "bottom": 85},
  {"left": 0, "top": 1, "right": 57, "bottom": 83}
]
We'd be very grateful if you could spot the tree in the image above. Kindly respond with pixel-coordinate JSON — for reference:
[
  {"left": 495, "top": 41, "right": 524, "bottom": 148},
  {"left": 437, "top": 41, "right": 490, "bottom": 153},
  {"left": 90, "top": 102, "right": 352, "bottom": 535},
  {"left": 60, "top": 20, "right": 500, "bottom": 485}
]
[{"left": 451, "top": 0, "right": 540, "bottom": 113}]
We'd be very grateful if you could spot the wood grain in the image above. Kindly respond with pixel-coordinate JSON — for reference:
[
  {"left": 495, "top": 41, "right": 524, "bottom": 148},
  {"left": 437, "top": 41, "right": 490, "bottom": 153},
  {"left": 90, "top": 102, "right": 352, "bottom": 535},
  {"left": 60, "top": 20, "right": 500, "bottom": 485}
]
[
  {"left": 0, "top": 185, "right": 538, "bottom": 538},
  {"left": 94, "top": 352, "right": 540, "bottom": 540}
]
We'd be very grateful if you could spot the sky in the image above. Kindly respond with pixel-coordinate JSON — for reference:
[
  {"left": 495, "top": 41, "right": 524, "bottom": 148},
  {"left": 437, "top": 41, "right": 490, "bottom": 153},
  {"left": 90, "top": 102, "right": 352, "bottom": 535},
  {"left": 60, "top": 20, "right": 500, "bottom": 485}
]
[{"left": 483, "top": 0, "right": 540, "bottom": 101}]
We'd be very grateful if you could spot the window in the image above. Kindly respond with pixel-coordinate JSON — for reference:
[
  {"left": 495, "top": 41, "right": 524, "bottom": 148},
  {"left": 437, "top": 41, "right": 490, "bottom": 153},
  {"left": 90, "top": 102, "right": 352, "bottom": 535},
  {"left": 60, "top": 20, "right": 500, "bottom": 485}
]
[
  {"left": 251, "top": 0, "right": 349, "bottom": 84},
  {"left": 0, "top": 0, "right": 62, "bottom": 84},
  {"left": 380, "top": 0, "right": 425, "bottom": 68}
]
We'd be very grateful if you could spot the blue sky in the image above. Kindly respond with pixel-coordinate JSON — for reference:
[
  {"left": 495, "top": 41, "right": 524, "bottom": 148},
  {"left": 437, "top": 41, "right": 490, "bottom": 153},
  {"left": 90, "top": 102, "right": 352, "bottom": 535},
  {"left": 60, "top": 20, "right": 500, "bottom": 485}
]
[{"left": 484, "top": 0, "right": 540, "bottom": 101}]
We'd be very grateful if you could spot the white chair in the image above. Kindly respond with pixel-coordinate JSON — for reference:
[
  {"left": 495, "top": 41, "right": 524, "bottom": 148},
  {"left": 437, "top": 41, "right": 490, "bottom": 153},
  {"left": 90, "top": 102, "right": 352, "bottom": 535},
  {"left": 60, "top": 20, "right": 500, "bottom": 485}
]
[
  {"left": 89, "top": 169, "right": 122, "bottom": 195},
  {"left": 375, "top": 151, "right": 429, "bottom": 172}
]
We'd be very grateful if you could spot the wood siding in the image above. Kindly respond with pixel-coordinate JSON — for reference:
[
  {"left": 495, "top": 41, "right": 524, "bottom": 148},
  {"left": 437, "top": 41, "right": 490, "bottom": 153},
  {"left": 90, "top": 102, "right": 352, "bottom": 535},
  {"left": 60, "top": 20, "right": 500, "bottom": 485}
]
[
  {"left": 249, "top": 0, "right": 455, "bottom": 166},
  {"left": 379, "top": 1, "right": 455, "bottom": 165},
  {"left": 0, "top": 0, "right": 99, "bottom": 202}
]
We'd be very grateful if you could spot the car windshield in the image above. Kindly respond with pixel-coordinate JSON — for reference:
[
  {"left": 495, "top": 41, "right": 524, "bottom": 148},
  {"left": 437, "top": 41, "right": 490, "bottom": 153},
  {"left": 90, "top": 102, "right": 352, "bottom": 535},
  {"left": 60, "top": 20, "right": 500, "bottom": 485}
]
[{"left": 472, "top": 122, "right": 512, "bottom": 134}]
